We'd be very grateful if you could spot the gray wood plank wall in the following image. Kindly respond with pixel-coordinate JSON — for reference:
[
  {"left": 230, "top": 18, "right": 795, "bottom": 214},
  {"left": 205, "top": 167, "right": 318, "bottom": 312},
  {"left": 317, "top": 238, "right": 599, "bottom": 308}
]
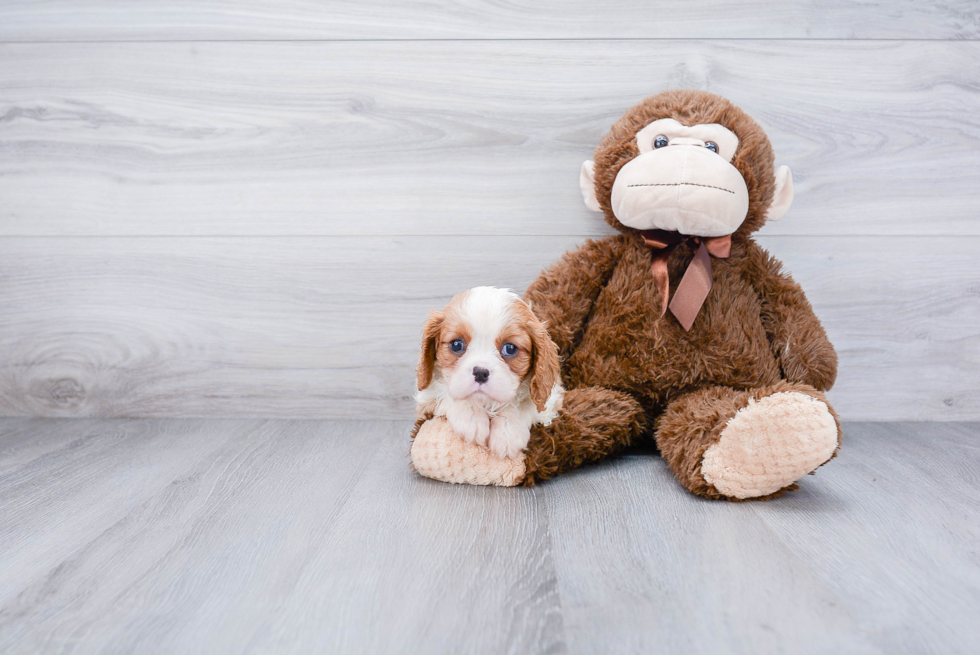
[{"left": 1, "top": 3, "right": 978, "bottom": 420}]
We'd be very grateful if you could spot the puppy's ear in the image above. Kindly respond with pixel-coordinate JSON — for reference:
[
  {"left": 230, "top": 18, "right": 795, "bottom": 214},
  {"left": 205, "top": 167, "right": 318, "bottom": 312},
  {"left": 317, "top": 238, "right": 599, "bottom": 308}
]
[
  {"left": 528, "top": 316, "right": 560, "bottom": 412},
  {"left": 417, "top": 310, "right": 444, "bottom": 391}
]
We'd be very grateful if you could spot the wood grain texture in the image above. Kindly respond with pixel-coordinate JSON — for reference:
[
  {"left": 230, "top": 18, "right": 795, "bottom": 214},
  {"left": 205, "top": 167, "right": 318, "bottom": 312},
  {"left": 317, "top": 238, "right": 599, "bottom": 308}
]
[
  {"left": 1, "top": 419, "right": 978, "bottom": 653},
  {"left": 544, "top": 458, "right": 880, "bottom": 654},
  {"left": 544, "top": 421, "right": 980, "bottom": 654},
  {"left": 0, "top": 235, "right": 976, "bottom": 421},
  {"left": 245, "top": 425, "right": 564, "bottom": 655},
  {"left": 0, "top": 1, "right": 977, "bottom": 41},
  {"left": 751, "top": 422, "right": 980, "bottom": 655},
  {"left": 0, "top": 419, "right": 564, "bottom": 654},
  {"left": 0, "top": 417, "right": 97, "bottom": 476},
  {"left": 1, "top": 40, "right": 979, "bottom": 238}
]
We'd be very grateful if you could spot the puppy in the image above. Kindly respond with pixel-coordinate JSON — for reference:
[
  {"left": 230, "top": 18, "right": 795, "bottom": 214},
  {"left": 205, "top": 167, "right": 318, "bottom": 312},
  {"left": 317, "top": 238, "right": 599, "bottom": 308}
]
[{"left": 415, "top": 287, "right": 564, "bottom": 460}]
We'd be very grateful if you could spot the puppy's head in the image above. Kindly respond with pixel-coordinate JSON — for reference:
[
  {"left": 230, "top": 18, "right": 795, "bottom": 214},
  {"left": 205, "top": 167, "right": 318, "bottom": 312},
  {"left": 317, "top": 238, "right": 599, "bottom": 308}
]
[{"left": 416, "top": 287, "right": 559, "bottom": 411}]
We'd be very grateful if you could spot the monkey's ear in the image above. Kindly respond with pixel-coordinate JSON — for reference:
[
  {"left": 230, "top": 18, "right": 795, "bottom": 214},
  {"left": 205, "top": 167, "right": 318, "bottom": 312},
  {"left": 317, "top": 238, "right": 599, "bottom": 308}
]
[
  {"left": 767, "top": 165, "right": 794, "bottom": 222},
  {"left": 580, "top": 160, "right": 602, "bottom": 212}
]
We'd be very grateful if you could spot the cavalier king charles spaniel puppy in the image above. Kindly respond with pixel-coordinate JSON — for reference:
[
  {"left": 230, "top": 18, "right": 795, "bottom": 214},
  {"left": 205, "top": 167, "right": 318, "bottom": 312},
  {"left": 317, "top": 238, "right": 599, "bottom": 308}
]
[{"left": 415, "top": 287, "right": 564, "bottom": 460}]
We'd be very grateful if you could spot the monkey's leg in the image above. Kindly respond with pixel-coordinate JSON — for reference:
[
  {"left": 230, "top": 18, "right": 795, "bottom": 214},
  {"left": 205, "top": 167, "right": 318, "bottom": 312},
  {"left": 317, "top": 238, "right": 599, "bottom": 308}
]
[
  {"left": 655, "top": 382, "right": 842, "bottom": 500},
  {"left": 521, "top": 386, "right": 646, "bottom": 485},
  {"left": 410, "top": 386, "right": 645, "bottom": 487}
]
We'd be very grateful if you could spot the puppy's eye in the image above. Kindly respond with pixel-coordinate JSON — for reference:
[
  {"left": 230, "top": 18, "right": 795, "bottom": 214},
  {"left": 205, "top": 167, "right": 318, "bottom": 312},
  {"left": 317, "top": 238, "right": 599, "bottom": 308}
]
[
  {"left": 653, "top": 135, "right": 669, "bottom": 149},
  {"left": 500, "top": 343, "right": 518, "bottom": 358},
  {"left": 449, "top": 339, "right": 466, "bottom": 354},
  {"left": 704, "top": 141, "right": 719, "bottom": 154}
]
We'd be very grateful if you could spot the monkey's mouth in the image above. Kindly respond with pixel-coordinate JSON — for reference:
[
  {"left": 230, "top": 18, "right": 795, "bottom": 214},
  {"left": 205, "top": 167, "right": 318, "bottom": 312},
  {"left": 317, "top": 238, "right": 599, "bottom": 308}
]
[{"left": 627, "top": 182, "right": 735, "bottom": 195}]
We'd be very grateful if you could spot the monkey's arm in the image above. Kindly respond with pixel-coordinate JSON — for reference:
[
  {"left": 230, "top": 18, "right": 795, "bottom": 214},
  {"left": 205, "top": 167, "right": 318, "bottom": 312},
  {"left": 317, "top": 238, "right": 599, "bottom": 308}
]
[
  {"left": 523, "top": 235, "right": 625, "bottom": 359},
  {"left": 745, "top": 241, "right": 837, "bottom": 391}
]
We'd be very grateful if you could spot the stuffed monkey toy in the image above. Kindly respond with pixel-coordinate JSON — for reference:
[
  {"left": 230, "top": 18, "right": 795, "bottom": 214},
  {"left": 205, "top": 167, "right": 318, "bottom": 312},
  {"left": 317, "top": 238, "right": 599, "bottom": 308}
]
[{"left": 412, "top": 89, "right": 841, "bottom": 500}]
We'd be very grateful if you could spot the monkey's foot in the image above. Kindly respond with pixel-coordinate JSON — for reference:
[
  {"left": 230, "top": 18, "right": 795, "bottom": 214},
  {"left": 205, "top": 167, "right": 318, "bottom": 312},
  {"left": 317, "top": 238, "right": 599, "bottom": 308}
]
[
  {"left": 411, "top": 417, "right": 526, "bottom": 487},
  {"left": 700, "top": 392, "right": 839, "bottom": 499}
]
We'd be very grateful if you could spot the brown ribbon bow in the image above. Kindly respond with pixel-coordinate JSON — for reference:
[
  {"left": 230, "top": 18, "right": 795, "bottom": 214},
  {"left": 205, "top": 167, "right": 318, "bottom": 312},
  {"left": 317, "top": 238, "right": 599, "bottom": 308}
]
[{"left": 640, "top": 229, "right": 732, "bottom": 331}]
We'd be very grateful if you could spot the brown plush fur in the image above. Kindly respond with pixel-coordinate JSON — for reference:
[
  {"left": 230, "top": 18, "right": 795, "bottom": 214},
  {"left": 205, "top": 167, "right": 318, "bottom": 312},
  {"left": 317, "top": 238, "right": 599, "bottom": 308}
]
[
  {"left": 521, "top": 386, "right": 646, "bottom": 485},
  {"left": 520, "top": 90, "right": 841, "bottom": 498}
]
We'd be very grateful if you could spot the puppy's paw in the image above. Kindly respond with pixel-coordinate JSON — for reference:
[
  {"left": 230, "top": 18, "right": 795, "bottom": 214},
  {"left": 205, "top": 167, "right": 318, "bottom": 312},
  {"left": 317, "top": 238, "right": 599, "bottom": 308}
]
[
  {"left": 488, "top": 415, "right": 531, "bottom": 460},
  {"left": 473, "top": 415, "right": 490, "bottom": 447},
  {"left": 446, "top": 403, "right": 490, "bottom": 446}
]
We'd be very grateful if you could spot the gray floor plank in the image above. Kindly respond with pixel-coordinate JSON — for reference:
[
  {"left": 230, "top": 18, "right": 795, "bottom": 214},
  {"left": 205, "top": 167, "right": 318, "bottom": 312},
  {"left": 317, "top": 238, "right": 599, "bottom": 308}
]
[
  {"left": 0, "top": 419, "right": 564, "bottom": 654},
  {"left": 0, "top": 420, "right": 387, "bottom": 654},
  {"left": 0, "top": 419, "right": 255, "bottom": 607},
  {"left": 0, "top": 1, "right": 975, "bottom": 41},
  {"left": 543, "top": 455, "right": 878, "bottom": 655},
  {"left": 749, "top": 423, "right": 980, "bottom": 655},
  {"left": 1, "top": 419, "right": 977, "bottom": 654},
  {"left": 0, "top": 418, "right": 93, "bottom": 476},
  {"left": 246, "top": 428, "right": 565, "bottom": 655}
]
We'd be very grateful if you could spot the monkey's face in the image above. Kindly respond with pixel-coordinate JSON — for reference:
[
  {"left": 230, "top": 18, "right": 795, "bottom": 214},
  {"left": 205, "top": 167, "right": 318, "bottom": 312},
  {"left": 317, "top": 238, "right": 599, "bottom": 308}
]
[
  {"left": 608, "top": 118, "right": 749, "bottom": 237},
  {"left": 581, "top": 91, "right": 794, "bottom": 237}
]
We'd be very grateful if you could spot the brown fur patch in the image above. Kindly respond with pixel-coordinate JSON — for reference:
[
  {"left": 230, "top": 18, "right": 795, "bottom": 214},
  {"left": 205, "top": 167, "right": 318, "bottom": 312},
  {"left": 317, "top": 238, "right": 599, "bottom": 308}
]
[{"left": 522, "top": 386, "right": 646, "bottom": 485}]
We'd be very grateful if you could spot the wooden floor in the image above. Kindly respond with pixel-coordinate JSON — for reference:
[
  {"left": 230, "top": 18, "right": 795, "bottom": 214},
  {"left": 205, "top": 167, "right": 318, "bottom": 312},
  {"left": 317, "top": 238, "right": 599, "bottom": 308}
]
[{"left": 0, "top": 420, "right": 976, "bottom": 654}]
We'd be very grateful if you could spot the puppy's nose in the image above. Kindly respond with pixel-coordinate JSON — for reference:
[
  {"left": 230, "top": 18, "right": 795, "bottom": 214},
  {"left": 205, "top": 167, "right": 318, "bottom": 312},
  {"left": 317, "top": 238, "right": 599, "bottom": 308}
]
[{"left": 473, "top": 367, "right": 490, "bottom": 384}]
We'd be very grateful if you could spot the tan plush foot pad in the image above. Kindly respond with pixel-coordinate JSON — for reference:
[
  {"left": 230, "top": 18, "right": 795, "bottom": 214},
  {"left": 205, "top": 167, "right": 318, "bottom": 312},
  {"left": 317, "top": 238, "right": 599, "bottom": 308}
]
[
  {"left": 411, "top": 417, "right": 526, "bottom": 487},
  {"left": 701, "top": 392, "right": 839, "bottom": 499}
]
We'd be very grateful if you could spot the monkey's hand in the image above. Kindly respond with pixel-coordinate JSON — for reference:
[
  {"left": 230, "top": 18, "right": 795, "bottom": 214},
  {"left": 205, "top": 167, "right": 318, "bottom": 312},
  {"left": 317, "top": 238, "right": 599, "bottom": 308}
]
[{"left": 771, "top": 311, "right": 838, "bottom": 392}]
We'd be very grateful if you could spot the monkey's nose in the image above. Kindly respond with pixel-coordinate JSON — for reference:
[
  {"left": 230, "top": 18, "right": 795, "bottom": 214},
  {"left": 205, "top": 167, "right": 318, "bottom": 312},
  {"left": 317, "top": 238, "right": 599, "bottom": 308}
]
[{"left": 473, "top": 367, "right": 490, "bottom": 384}]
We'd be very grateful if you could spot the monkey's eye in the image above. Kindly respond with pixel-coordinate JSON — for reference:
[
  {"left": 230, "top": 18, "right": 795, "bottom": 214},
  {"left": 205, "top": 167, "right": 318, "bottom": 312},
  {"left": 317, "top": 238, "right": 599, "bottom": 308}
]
[
  {"left": 704, "top": 141, "right": 719, "bottom": 153},
  {"left": 500, "top": 343, "right": 518, "bottom": 358},
  {"left": 449, "top": 339, "right": 466, "bottom": 354},
  {"left": 653, "top": 135, "right": 669, "bottom": 149}
]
